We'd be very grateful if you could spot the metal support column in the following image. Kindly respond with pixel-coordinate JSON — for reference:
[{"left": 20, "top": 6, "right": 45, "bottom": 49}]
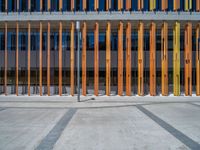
[
  {"left": 47, "top": 22, "right": 50, "bottom": 96},
  {"left": 4, "top": 22, "right": 7, "bottom": 95},
  {"left": 28, "top": 22, "right": 31, "bottom": 96},
  {"left": 39, "top": 22, "right": 43, "bottom": 96},
  {"left": 59, "top": 22, "right": 62, "bottom": 96},
  {"left": 196, "top": 24, "right": 200, "bottom": 96},
  {"left": 16, "top": 22, "right": 19, "bottom": 96}
]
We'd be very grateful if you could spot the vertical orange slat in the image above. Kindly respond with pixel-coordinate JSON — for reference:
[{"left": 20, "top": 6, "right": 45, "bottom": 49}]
[
  {"left": 161, "top": 22, "right": 168, "bottom": 96},
  {"left": 162, "top": 0, "right": 168, "bottom": 11},
  {"left": 118, "top": 0, "right": 123, "bottom": 10},
  {"left": 83, "top": 0, "right": 87, "bottom": 10},
  {"left": 174, "top": 0, "right": 180, "bottom": 11},
  {"left": 82, "top": 22, "right": 87, "bottom": 96},
  {"left": 28, "top": 0, "right": 31, "bottom": 11},
  {"left": 138, "top": 0, "right": 144, "bottom": 11},
  {"left": 16, "top": 22, "right": 19, "bottom": 96},
  {"left": 138, "top": 22, "right": 144, "bottom": 96},
  {"left": 94, "top": 22, "right": 99, "bottom": 96},
  {"left": 47, "top": 22, "right": 50, "bottom": 96},
  {"left": 48, "top": 0, "right": 51, "bottom": 11},
  {"left": 4, "top": 23, "right": 7, "bottom": 95},
  {"left": 59, "top": 22, "right": 62, "bottom": 96},
  {"left": 126, "top": 22, "right": 131, "bottom": 96},
  {"left": 94, "top": 0, "right": 99, "bottom": 11},
  {"left": 28, "top": 22, "right": 31, "bottom": 96},
  {"left": 150, "top": 22, "right": 156, "bottom": 96},
  {"left": 106, "top": 22, "right": 111, "bottom": 96},
  {"left": 184, "top": 23, "right": 192, "bottom": 96},
  {"left": 118, "top": 21, "right": 123, "bottom": 96},
  {"left": 70, "top": 22, "right": 75, "bottom": 96},
  {"left": 196, "top": 24, "right": 200, "bottom": 96},
  {"left": 197, "top": 0, "right": 200, "bottom": 11},
  {"left": 40, "top": 0, "right": 43, "bottom": 11},
  {"left": 126, "top": 0, "right": 131, "bottom": 10},
  {"left": 39, "top": 22, "right": 43, "bottom": 96},
  {"left": 59, "top": 0, "right": 63, "bottom": 11},
  {"left": 71, "top": 0, "right": 74, "bottom": 11}
]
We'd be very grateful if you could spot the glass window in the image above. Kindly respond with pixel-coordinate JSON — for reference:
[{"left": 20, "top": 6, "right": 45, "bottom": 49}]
[
  {"left": 99, "top": 32, "right": 106, "bottom": 50},
  {"left": 180, "top": 29, "right": 184, "bottom": 51},
  {"left": 51, "top": 0, "right": 59, "bottom": 11},
  {"left": 0, "top": 0, "right": 5, "bottom": 12},
  {"left": 87, "top": 0, "right": 94, "bottom": 11},
  {"left": 62, "top": 32, "right": 70, "bottom": 51},
  {"left": 8, "top": 0, "right": 17, "bottom": 12},
  {"left": 156, "top": 29, "right": 161, "bottom": 51},
  {"left": 111, "top": 32, "right": 118, "bottom": 51},
  {"left": 111, "top": 0, "right": 118, "bottom": 11},
  {"left": 50, "top": 32, "right": 59, "bottom": 51},
  {"left": 43, "top": 0, "right": 48, "bottom": 11},
  {"left": 131, "top": 30, "right": 138, "bottom": 51},
  {"left": 42, "top": 32, "right": 47, "bottom": 51},
  {"left": 168, "top": 29, "right": 173, "bottom": 51},
  {"left": 87, "top": 32, "right": 94, "bottom": 50},
  {"left": 19, "top": 0, "right": 28, "bottom": 12},
  {"left": 8, "top": 31, "right": 16, "bottom": 51},
  {"left": 31, "top": 32, "right": 39, "bottom": 51},
  {"left": 63, "top": 0, "right": 71, "bottom": 11},
  {"left": 75, "top": 0, "right": 82, "bottom": 11},
  {"left": 143, "top": 0, "right": 149, "bottom": 11},
  {"left": 0, "top": 32, "right": 5, "bottom": 51},
  {"left": 31, "top": 0, "right": 40, "bottom": 11},
  {"left": 19, "top": 32, "right": 28, "bottom": 51},
  {"left": 168, "top": 0, "right": 173, "bottom": 11},
  {"left": 180, "top": 0, "right": 184, "bottom": 11},
  {"left": 99, "top": 0, "right": 106, "bottom": 11},
  {"left": 132, "top": 0, "right": 138, "bottom": 11},
  {"left": 144, "top": 30, "right": 149, "bottom": 51},
  {"left": 192, "top": 0, "right": 196, "bottom": 11},
  {"left": 156, "top": 0, "right": 162, "bottom": 11}
]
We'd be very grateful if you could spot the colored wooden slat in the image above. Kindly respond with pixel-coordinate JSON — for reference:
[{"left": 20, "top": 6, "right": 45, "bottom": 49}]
[
  {"left": 71, "top": 0, "right": 75, "bottom": 11},
  {"left": 39, "top": 22, "right": 43, "bottom": 96},
  {"left": 150, "top": 0, "right": 156, "bottom": 11},
  {"left": 161, "top": 22, "right": 168, "bottom": 96},
  {"left": 173, "top": 22, "right": 180, "bottom": 96},
  {"left": 174, "top": 0, "right": 180, "bottom": 11},
  {"left": 95, "top": 0, "right": 99, "bottom": 11},
  {"left": 126, "top": 0, "right": 131, "bottom": 10},
  {"left": 28, "top": 22, "right": 31, "bottom": 96},
  {"left": 17, "top": 0, "right": 19, "bottom": 11},
  {"left": 196, "top": 24, "right": 200, "bottom": 96},
  {"left": 94, "top": 22, "right": 99, "bottom": 96},
  {"left": 118, "top": 21, "right": 123, "bottom": 96},
  {"left": 197, "top": 0, "right": 200, "bottom": 11},
  {"left": 5, "top": 0, "right": 7, "bottom": 11},
  {"left": 118, "top": 0, "right": 123, "bottom": 10},
  {"left": 106, "top": 0, "right": 111, "bottom": 11},
  {"left": 70, "top": 22, "right": 75, "bottom": 96},
  {"left": 28, "top": 0, "right": 31, "bottom": 11},
  {"left": 4, "top": 22, "right": 7, "bottom": 95},
  {"left": 83, "top": 0, "right": 87, "bottom": 10},
  {"left": 59, "top": 22, "right": 62, "bottom": 96},
  {"left": 40, "top": 0, "right": 43, "bottom": 11},
  {"left": 162, "top": 0, "right": 168, "bottom": 10},
  {"left": 82, "top": 22, "right": 87, "bottom": 96},
  {"left": 150, "top": 22, "right": 156, "bottom": 96},
  {"left": 126, "top": 22, "right": 131, "bottom": 96},
  {"left": 47, "top": 22, "right": 50, "bottom": 96},
  {"left": 138, "top": 22, "right": 144, "bottom": 96},
  {"left": 16, "top": 22, "right": 19, "bottom": 96},
  {"left": 106, "top": 22, "right": 111, "bottom": 96},
  {"left": 59, "top": 0, "right": 63, "bottom": 11},
  {"left": 184, "top": 23, "right": 192, "bottom": 96},
  {"left": 48, "top": 0, "right": 51, "bottom": 11},
  {"left": 138, "top": 0, "right": 144, "bottom": 11}
]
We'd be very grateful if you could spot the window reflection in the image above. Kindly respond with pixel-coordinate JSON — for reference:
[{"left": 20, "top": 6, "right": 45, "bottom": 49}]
[
  {"left": 0, "top": 0, "right": 5, "bottom": 12},
  {"left": 63, "top": 0, "right": 71, "bottom": 11},
  {"left": 31, "top": 0, "right": 40, "bottom": 11},
  {"left": 99, "top": 0, "right": 106, "bottom": 11},
  {"left": 8, "top": 0, "right": 17, "bottom": 12},
  {"left": 132, "top": 0, "right": 138, "bottom": 11},
  {"left": 87, "top": 0, "right": 94, "bottom": 11},
  {"left": 19, "top": 0, "right": 28, "bottom": 12},
  {"left": 87, "top": 32, "right": 94, "bottom": 50}
]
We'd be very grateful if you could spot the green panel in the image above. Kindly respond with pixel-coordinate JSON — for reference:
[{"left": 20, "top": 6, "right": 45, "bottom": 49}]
[{"left": 173, "top": 22, "right": 180, "bottom": 96}]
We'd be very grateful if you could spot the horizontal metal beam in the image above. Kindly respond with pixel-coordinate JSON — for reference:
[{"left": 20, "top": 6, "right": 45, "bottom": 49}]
[{"left": 0, "top": 11, "right": 200, "bottom": 22}]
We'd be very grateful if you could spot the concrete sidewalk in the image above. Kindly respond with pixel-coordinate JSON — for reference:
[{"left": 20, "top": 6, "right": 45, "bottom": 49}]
[{"left": 0, "top": 96, "right": 200, "bottom": 150}]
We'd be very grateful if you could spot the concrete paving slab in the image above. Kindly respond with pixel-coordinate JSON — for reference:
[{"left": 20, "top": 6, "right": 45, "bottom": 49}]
[
  {"left": 0, "top": 108, "right": 66, "bottom": 150},
  {"left": 144, "top": 103, "right": 200, "bottom": 145},
  {"left": 54, "top": 107, "right": 188, "bottom": 150}
]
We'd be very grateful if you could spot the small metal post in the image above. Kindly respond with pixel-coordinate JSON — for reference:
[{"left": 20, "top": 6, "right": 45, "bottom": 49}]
[{"left": 76, "top": 21, "right": 80, "bottom": 102}]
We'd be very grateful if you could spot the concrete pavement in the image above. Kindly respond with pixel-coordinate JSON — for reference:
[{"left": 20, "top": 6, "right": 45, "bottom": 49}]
[{"left": 0, "top": 96, "right": 199, "bottom": 150}]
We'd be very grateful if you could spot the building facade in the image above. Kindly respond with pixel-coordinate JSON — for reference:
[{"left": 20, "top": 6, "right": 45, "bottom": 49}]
[{"left": 0, "top": 0, "right": 200, "bottom": 96}]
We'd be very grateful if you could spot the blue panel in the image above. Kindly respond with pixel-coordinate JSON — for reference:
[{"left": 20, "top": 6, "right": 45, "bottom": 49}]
[
  {"left": 156, "top": 0, "right": 162, "bottom": 10},
  {"left": 192, "top": 0, "right": 196, "bottom": 11},
  {"left": 99, "top": 0, "right": 106, "bottom": 11},
  {"left": 31, "top": 32, "right": 39, "bottom": 51},
  {"left": 63, "top": 0, "right": 71, "bottom": 11},
  {"left": 62, "top": 32, "right": 70, "bottom": 50},
  {"left": 87, "top": 32, "right": 94, "bottom": 50},
  {"left": 0, "top": 32, "right": 5, "bottom": 51},
  {"left": 180, "top": 0, "right": 184, "bottom": 11},
  {"left": 0, "top": 0, "right": 5, "bottom": 12},
  {"left": 143, "top": 0, "right": 149, "bottom": 11},
  {"left": 8, "top": 0, "right": 17, "bottom": 12},
  {"left": 87, "top": 0, "right": 94, "bottom": 11},
  {"left": 99, "top": 32, "right": 106, "bottom": 50},
  {"left": 43, "top": 0, "right": 48, "bottom": 11},
  {"left": 51, "top": 0, "right": 59, "bottom": 11},
  {"left": 168, "top": 0, "right": 173, "bottom": 11},
  {"left": 132, "top": 0, "right": 138, "bottom": 11},
  {"left": 111, "top": 0, "right": 118, "bottom": 11},
  {"left": 19, "top": 32, "right": 28, "bottom": 51},
  {"left": 31, "top": 0, "right": 40, "bottom": 11},
  {"left": 8, "top": 32, "right": 16, "bottom": 51},
  {"left": 19, "top": 0, "right": 28, "bottom": 12},
  {"left": 75, "top": 0, "right": 82, "bottom": 11},
  {"left": 111, "top": 31, "right": 118, "bottom": 51},
  {"left": 42, "top": 32, "right": 47, "bottom": 51}
]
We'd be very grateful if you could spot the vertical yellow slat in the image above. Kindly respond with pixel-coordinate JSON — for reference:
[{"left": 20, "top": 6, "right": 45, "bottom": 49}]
[
  {"left": 16, "top": 22, "right": 19, "bottom": 96},
  {"left": 4, "top": 22, "right": 7, "bottom": 95},
  {"left": 28, "top": 22, "right": 31, "bottom": 96},
  {"left": 94, "top": 22, "right": 99, "bottom": 96},
  {"left": 82, "top": 22, "right": 87, "bottom": 96},
  {"left": 173, "top": 22, "right": 180, "bottom": 96},
  {"left": 39, "top": 22, "right": 43, "bottom": 96},
  {"left": 161, "top": 22, "right": 168, "bottom": 96},
  {"left": 70, "top": 22, "right": 75, "bottom": 96},
  {"left": 106, "top": 22, "right": 111, "bottom": 96},
  {"left": 150, "top": 0, "right": 156, "bottom": 10},
  {"left": 126, "top": 22, "right": 131, "bottom": 96},
  {"left": 118, "top": 21, "right": 123, "bottom": 96},
  {"left": 138, "top": 22, "right": 144, "bottom": 96},
  {"left": 150, "top": 22, "right": 156, "bottom": 96},
  {"left": 59, "top": 22, "right": 62, "bottom": 96}
]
